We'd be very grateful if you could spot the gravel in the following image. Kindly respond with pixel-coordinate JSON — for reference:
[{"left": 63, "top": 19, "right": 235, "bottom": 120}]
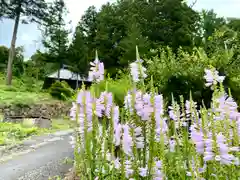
[{"left": 17, "top": 160, "right": 72, "bottom": 180}]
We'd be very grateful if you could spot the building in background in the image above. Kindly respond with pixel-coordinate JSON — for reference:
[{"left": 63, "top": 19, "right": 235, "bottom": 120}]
[{"left": 42, "top": 66, "right": 92, "bottom": 89}]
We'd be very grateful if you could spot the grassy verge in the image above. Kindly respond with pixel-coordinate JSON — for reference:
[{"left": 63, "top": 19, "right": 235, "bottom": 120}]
[
  {"left": 0, "top": 118, "right": 75, "bottom": 146},
  {"left": 0, "top": 88, "right": 57, "bottom": 105},
  {"left": 0, "top": 75, "right": 58, "bottom": 105}
]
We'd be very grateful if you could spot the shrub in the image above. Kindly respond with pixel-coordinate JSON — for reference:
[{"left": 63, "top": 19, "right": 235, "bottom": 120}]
[
  {"left": 90, "top": 73, "right": 131, "bottom": 107},
  {"left": 146, "top": 46, "right": 240, "bottom": 107},
  {"left": 0, "top": 73, "right": 43, "bottom": 93},
  {"left": 8, "top": 127, "right": 38, "bottom": 140},
  {"left": 0, "top": 136, "right": 5, "bottom": 145},
  {"left": 49, "top": 81, "right": 73, "bottom": 100},
  {"left": 19, "top": 76, "right": 43, "bottom": 92}
]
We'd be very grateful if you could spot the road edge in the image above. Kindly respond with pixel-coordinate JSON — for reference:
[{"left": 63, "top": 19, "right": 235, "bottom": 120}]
[{"left": 0, "top": 129, "right": 73, "bottom": 163}]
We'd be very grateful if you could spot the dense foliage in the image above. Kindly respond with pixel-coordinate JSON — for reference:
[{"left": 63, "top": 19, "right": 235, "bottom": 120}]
[
  {"left": 2, "top": 0, "right": 240, "bottom": 82},
  {"left": 40, "top": 0, "right": 70, "bottom": 77},
  {"left": 1, "top": 0, "right": 240, "bottom": 79},
  {"left": 49, "top": 80, "right": 73, "bottom": 100},
  {"left": 91, "top": 73, "right": 132, "bottom": 107},
  {"left": 146, "top": 42, "right": 240, "bottom": 107},
  {"left": 0, "top": 45, "right": 25, "bottom": 76}
]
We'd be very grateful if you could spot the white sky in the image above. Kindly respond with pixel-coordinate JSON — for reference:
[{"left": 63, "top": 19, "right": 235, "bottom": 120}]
[
  {"left": 188, "top": 0, "right": 240, "bottom": 18},
  {"left": 65, "top": 0, "right": 115, "bottom": 29},
  {"left": 64, "top": 0, "right": 240, "bottom": 33},
  {"left": 64, "top": 0, "right": 240, "bottom": 29}
]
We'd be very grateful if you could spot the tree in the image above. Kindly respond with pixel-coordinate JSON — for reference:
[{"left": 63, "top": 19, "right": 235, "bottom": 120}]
[
  {"left": 225, "top": 18, "right": 240, "bottom": 68},
  {"left": 0, "top": 45, "right": 24, "bottom": 76},
  {"left": 0, "top": 46, "right": 9, "bottom": 70},
  {"left": 67, "top": 6, "right": 98, "bottom": 78},
  {"left": 0, "top": 0, "right": 7, "bottom": 20},
  {"left": 12, "top": 46, "right": 25, "bottom": 77},
  {"left": 136, "top": 0, "right": 200, "bottom": 51},
  {"left": 67, "top": 30, "right": 89, "bottom": 89},
  {"left": 41, "top": 0, "right": 69, "bottom": 79},
  {"left": 118, "top": 18, "right": 150, "bottom": 67},
  {"left": 78, "top": 6, "right": 98, "bottom": 51},
  {"left": 75, "top": 0, "right": 200, "bottom": 76},
  {"left": 2, "top": 0, "right": 49, "bottom": 85},
  {"left": 72, "top": 5, "right": 98, "bottom": 65},
  {"left": 94, "top": 2, "right": 125, "bottom": 74},
  {"left": 68, "top": 27, "right": 89, "bottom": 76},
  {"left": 24, "top": 50, "right": 56, "bottom": 80},
  {"left": 202, "top": 10, "right": 226, "bottom": 40},
  {"left": 197, "top": 10, "right": 226, "bottom": 52},
  {"left": 227, "top": 18, "right": 240, "bottom": 31}
]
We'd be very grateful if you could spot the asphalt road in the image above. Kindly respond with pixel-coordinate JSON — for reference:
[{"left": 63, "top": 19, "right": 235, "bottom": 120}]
[{"left": 0, "top": 133, "right": 74, "bottom": 180}]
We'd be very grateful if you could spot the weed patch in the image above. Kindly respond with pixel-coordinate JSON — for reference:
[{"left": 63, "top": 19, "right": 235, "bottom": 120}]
[{"left": 0, "top": 118, "right": 74, "bottom": 146}]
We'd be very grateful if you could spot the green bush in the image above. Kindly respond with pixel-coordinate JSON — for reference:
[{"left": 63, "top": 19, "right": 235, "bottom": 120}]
[
  {"left": 146, "top": 46, "right": 240, "bottom": 107},
  {"left": 7, "top": 127, "right": 38, "bottom": 140},
  {"left": 49, "top": 80, "right": 73, "bottom": 100},
  {"left": 90, "top": 72, "right": 131, "bottom": 107},
  {"left": 0, "top": 122, "right": 39, "bottom": 144},
  {"left": 0, "top": 73, "right": 43, "bottom": 93},
  {"left": 19, "top": 76, "right": 43, "bottom": 92},
  {"left": 0, "top": 136, "right": 5, "bottom": 145}
]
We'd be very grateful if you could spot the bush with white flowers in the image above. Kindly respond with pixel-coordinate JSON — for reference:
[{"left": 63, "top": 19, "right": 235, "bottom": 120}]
[{"left": 69, "top": 47, "right": 240, "bottom": 180}]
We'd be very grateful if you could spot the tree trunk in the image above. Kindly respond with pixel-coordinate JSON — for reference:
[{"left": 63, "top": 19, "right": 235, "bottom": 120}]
[
  {"left": 76, "top": 72, "right": 79, "bottom": 90},
  {"left": 57, "top": 68, "right": 60, "bottom": 80},
  {"left": 6, "top": 5, "right": 21, "bottom": 85}
]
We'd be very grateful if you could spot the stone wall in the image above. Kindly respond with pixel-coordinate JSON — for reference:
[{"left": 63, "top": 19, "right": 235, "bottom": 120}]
[{"left": 0, "top": 102, "right": 72, "bottom": 123}]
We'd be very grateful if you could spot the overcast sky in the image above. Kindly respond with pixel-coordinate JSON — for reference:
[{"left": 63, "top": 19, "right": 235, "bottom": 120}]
[{"left": 0, "top": 0, "right": 239, "bottom": 59}]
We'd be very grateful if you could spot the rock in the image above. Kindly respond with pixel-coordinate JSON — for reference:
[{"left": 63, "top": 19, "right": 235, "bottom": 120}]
[
  {"left": 22, "top": 139, "right": 37, "bottom": 146},
  {"left": 3, "top": 115, "right": 23, "bottom": 123},
  {"left": 34, "top": 118, "right": 52, "bottom": 128}
]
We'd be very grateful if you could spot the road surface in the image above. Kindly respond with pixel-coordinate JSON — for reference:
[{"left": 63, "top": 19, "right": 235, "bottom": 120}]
[{"left": 0, "top": 131, "right": 74, "bottom": 180}]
